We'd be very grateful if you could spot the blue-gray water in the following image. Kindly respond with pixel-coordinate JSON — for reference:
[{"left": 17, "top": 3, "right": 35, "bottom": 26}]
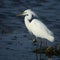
[{"left": 0, "top": 0, "right": 60, "bottom": 60}]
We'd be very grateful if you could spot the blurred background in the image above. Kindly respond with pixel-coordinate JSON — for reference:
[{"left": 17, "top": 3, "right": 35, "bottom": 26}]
[{"left": 0, "top": 0, "right": 60, "bottom": 60}]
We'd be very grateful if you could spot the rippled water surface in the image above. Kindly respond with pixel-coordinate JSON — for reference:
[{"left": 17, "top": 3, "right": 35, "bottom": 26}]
[{"left": 0, "top": 0, "right": 60, "bottom": 60}]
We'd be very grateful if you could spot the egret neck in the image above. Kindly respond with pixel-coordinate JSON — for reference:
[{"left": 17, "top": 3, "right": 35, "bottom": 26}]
[
  {"left": 24, "top": 13, "right": 32, "bottom": 32},
  {"left": 24, "top": 13, "right": 32, "bottom": 24}
]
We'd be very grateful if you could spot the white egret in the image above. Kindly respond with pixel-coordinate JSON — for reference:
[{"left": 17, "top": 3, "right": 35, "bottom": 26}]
[{"left": 17, "top": 9, "right": 54, "bottom": 42}]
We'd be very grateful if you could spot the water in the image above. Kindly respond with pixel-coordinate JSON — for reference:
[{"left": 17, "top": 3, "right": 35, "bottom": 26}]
[{"left": 0, "top": 0, "right": 60, "bottom": 60}]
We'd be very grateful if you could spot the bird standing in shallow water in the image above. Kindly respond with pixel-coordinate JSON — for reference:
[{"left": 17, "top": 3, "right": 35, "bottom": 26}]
[{"left": 17, "top": 9, "right": 54, "bottom": 43}]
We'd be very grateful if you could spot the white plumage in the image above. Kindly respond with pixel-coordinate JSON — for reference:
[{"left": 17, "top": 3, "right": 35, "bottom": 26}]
[
  {"left": 17, "top": 9, "right": 54, "bottom": 42},
  {"left": 29, "top": 19, "right": 54, "bottom": 42}
]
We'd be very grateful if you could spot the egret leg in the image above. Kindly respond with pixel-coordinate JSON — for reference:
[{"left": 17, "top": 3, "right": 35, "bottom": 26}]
[
  {"left": 40, "top": 39, "right": 42, "bottom": 60},
  {"left": 33, "top": 38, "right": 38, "bottom": 60},
  {"left": 46, "top": 41, "right": 47, "bottom": 47},
  {"left": 43, "top": 40, "right": 47, "bottom": 48},
  {"left": 40, "top": 39, "right": 42, "bottom": 48}
]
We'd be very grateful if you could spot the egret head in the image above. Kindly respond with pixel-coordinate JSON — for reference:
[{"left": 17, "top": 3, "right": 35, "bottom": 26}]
[{"left": 17, "top": 9, "right": 38, "bottom": 17}]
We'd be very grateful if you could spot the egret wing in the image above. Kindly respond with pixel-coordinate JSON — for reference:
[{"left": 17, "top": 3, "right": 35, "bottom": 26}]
[{"left": 30, "top": 19, "right": 53, "bottom": 37}]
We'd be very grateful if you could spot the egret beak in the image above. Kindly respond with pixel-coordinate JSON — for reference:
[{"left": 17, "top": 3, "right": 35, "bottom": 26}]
[
  {"left": 16, "top": 12, "right": 27, "bottom": 16},
  {"left": 16, "top": 12, "right": 24, "bottom": 16}
]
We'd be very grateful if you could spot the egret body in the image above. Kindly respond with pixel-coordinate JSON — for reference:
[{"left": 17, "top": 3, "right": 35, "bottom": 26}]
[{"left": 17, "top": 9, "right": 54, "bottom": 42}]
